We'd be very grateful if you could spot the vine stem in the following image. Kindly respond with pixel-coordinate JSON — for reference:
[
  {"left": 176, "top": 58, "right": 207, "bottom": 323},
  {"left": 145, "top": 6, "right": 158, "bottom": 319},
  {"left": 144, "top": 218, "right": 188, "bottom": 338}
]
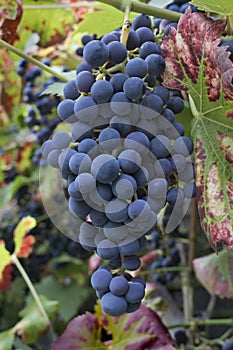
[
  {"left": 0, "top": 39, "right": 68, "bottom": 83},
  {"left": 168, "top": 318, "right": 233, "bottom": 329},
  {"left": 98, "top": 0, "right": 181, "bottom": 21},
  {"left": 11, "top": 254, "right": 55, "bottom": 339}
]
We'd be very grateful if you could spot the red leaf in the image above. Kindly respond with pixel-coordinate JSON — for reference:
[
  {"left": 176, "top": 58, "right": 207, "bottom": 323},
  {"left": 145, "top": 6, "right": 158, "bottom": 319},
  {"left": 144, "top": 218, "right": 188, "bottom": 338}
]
[
  {"left": 17, "top": 235, "right": 36, "bottom": 258},
  {"left": 0, "top": 0, "right": 23, "bottom": 44},
  {"left": 161, "top": 8, "right": 233, "bottom": 101},
  {"left": 0, "top": 264, "right": 12, "bottom": 292},
  {"left": 14, "top": 216, "right": 36, "bottom": 258}
]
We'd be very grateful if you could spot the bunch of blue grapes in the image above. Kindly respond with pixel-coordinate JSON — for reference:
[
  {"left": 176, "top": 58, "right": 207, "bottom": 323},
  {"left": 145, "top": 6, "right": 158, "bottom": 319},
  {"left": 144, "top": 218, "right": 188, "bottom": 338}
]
[{"left": 41, "top": 13, "right": 196, "bottom": 317}]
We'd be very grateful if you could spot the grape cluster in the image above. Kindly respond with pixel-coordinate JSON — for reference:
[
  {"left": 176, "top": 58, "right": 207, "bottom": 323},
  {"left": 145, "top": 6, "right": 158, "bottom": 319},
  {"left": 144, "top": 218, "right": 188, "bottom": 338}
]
[
  {"left": 222, "top": 342, "right": 233, "bottom": 350},
  {"left": 165, "top": 0, "right": 199, "bottom": 14},
  {"left": 41, "top": 13, "right": 196, "bottom": 317}
]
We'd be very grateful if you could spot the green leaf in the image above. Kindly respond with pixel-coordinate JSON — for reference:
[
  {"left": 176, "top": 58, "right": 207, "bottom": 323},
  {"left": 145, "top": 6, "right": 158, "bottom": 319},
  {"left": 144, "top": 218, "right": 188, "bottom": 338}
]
[
  {"left": 40, "top": 82, "right": 65, "bottom": 96},
  {"left": 76, "top": 3, "right": 137, "bottom": 37},
  {"left": 0, "top": 241, "right": 12, "bottom": 280},
  {"left": 190, "top": 0, "right": 233, "bottom": 15},
  {"left": 161, "top": 9, "right": 233, "bottom": 250},
  {"left": 193, "top": 250, "right": 233, "bottom": 298},
  {"left": 14, "top": 295, "right": 59, "bottom": 344},
  {"left": 35, "top": 275, "right": 92, "bottom": 322},
  {"left": 0, "top": 329, "right": 15, "bottom": 350},
  {"left": 13, "top": 216, "right": 36, "bottom": 257}
]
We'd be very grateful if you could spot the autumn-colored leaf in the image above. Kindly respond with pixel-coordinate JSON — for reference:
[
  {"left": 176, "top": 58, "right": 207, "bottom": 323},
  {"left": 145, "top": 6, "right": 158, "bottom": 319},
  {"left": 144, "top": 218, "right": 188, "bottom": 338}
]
[
  {"left": 0, "top": 240, "right": 12, "bottom": 282},
  {"left": 0, "top": 264, "right": 12, "bottom": 292},
  {"left": 161, "top": 9, "right": 233, "bottom": 250},
  {"left": 51, "top": 312, "right": 106, "bottom": 350},
  {"left": 13, "top": 216, "right": 36, "bottom": 258},
  {"left": 193, "top": 250, "right": 233, "bottom": 298},
  {"left": 0, "top": 0, "right": 23, "bottom": 44},
  {"left": 15, "top": 142, "right": 34, "bottom": 174}
]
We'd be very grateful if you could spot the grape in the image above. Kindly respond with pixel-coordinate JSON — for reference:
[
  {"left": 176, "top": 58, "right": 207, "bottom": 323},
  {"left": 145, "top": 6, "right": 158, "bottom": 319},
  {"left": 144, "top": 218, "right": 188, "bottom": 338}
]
[
  {"left": 101, "top": 33, "right": 119, "bottom": 44},
  {"left": 47, "top": 149, "right": 61, "bottom": 168},
  {"left": 112, "top": 174, "right": 137, "bottom": 200},
  {"left": 148, "top": 178, "right": 168, "bottom": 199},
  {"left": 109, "top": 276, "right": 129, "bottom": 296},
  {"left": 118, "top": 149, "right": 142, "bottom": 174},
  {"left": 68, "top": 197, "right": 91, "bottom": 218},
  {"left": 123, "top": 77, "right": 145, "bottom": 100},
  {"left": 125, "top": 282, "right": 145, "bottom": 303},
  {"left": 123, "top": 255, "right": 141, "bottom": 270},
  {"left": 140, "top": 94, "right": 164, "bottom": 115},
  {"left": 139, "top": 42, "right": 160, "bottom": 59},
  {"left": 75, "top": 71, "right": 95, "bottom": 93},
  {"left": 107, "top": 41, "right": 127, "bottom": 64},
  {"left": 167, "top": 4, "right": 180, "bottom": 12},
  {"left": 178, "top": 163, "right": 195, "bottom": 182},
  {"left": 166, "top": 188, "right": 185, "bottom": 206},
  {"left": 101, "top": 292, "right": 128, "bottom": 316},
  {"left": 74, "top": 173, "right": 96, "bottom": 194},
  {"left": 132, "top": 14, "right": 151, "bottom": 30},
  {"left": 154, "top": 158, "right": 174, "bottom": 178},
  {"left": 153, "top": 86, "right": 170, "bottom": 104},
  {"left": 97, "top": 239, "right": 119, "bottom": 259},
  {"left": 103, "top": 221, "right": 128, "bottom": 242},
  {"left": 110, "top": 73, "right": 128, "bottom": 92},
  {"left": 162, "top": 108, "right": 175, "bottom": 123},
  {"left": 171, "top": 154, "right": 187, "bottom": 172},
  {"left": 98, "top": 127, "right": 121, "bottom": 152},
  {"left": 136, "top": 27, "right": 155, "bottom": 45},
  {"left": 167, "top": 96, "right": 184, "bottom": 114},
  {"left": 128, "top": 199, "right": 151, "bottom": 222},
  {"left": 89, "top": 208, "right": 108, "bottom": 227},
  {"left": 133, "top": 167, "right": 149, "bottom": 187},
  {"left": 97, "top": 182, "right": 113, "bottom": 201},
  {"left": 222, "top": 342, "right": 233, "bottom": 350},
  {"left": 105, "top": 198, "right": 129, "bottom": 222},
  {"left": 164, "top": 22, "right": 178, "bottom": 35},
  {"left": 91, "top": 154, "right": 120, "bottom": 183},
  {"left": 68, "top": 182, "right": 84, "bottom": 200},
  {"left": 57, "top": 99, "right": 75, "bottom": 122},
  {"left": 78, "top": 138, "right": 98, "bottom": 158},
  {"left": 124, "top": 131, "right": 150, "bottom": 154},
  {"left": 172, "top": 121, "right": 185, "bottom": 136},
  {"left": 183, "top": 182, "right": 196, "bottom": 198},
  {"left": 91, "top": 268, "right": 112, "bottom": 292},
  {"left": 83, "top": 40, "right": 109, "bottom": 67},
  {"left": 126, "top": 301, "right": 141, "bottom": 313},
  {"left": 74, "top": 96, "right": 98, "bottom": 122},
  {"left": 220, "top": 40, "right": 233, "bottom": 61},
  {"left": 58, "top": 148, "right": 77, "bottom": 172},
  {"left": 76, "top": 61, "right": 92, "bottom": 74},
  {"left": 72, "top": 121, "right": 93, "bottom": 141},
  {"left": 110, "top": 115, "right": 132, "bottom": 137},
  {"left": 145, "top": 54, "right": 166, "bottom": 76},
  {"left": 52, "top": 131, "right": 71, "bottom": 149},
  {"left": 126, "top": 58, "right": 148, "bottom": 78},
  {"left": 119, "top": 239, "right": 140, "bottom": 255},
  {"left": 173, "top": 136, "right": 193, "bottom": 156},
  {"left": 174, "top": 329, "right": 188, "bottom": 346},
  {"left": 126, "top": 31, "right": 140, "bottom": 50},
  {"left": 150, "top": 135, "right": 171, "bottom": 158},
  {"left": 69, "top": 153, "right": 92, "bottom": 175},
  {"left": 91, "top": 80, "right": 114, "bottom": 104},
  {"left": 110, "top": 92, "right": 131, "bottom": 115},
  {"left": 63, "top": 79, "right": 80, "bottom": 100},
  {"left": 41, "top": 140, "right": 56, "bottom": 158}
]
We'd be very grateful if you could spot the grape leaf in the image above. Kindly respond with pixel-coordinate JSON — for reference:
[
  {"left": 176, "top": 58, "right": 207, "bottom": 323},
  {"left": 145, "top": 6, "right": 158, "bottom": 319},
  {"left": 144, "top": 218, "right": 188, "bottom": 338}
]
[
  {"left": 0, "top": 265, "right": 12, "bottom": 292},
  {"left": 0, "top": 241, "right": 12, "bottom": 281},
  {"left": 0, "top": 329, "right": 15, "bottom": 350},
  {"left": 42, "top": 82, "right": 66, "bottom": 96},
  {"left": 13, "top": 216, "right": 36, "bottom": 258},
  {"left": 190, "top": 0, "right": 233, "bottom": 15},
  {"left": 161, "top": 9, "right": 233, "bottom": 250},
  {"left": 51, "top": 312, "right": 107, "bottom": 350},
  {"left": 193, "top": 250, "right": 233, "bottom": 298},
  {"left": 14, "top": 295, "right": 59, "bottom": 344},
  {"left": 0, "top": 0, "right": 23, "bottom": 44},
  {"left": 102, "top": 304, "right": 175, "bottom": 350}
]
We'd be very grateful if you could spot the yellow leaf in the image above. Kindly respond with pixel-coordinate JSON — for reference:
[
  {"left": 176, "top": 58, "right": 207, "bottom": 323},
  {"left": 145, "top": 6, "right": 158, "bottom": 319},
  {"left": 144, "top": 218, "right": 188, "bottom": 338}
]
[{"left": 14, "top": 216, "right": 37, "bottom": 257}]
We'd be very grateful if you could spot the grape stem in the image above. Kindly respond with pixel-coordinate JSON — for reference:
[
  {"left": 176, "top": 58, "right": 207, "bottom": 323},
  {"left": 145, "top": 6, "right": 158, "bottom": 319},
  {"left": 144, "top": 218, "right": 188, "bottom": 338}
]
[
  {"left": 168, "top": 318, "right": 233, "bottom": 329},
  {"left": 98, "top": 0, "right": 181, "bottom": 21},
  {"left": 0, "top": 39, "right": 69, "bottom": 83},
  {"left": 11, "top": 254, "right": 56, "bottom": 340}
]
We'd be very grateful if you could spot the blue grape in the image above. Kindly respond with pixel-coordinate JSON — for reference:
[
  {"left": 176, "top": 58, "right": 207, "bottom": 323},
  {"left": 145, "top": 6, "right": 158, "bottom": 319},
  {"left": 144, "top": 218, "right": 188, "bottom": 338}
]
[
  {"left": 63, "top": 79, "right": 80, "bottom": 100},
  {"left": 126, "top": 58, "right": 148, "bottom": 78},
  {"left": 112, "top": 174, "right": 137, "bottom": 200},
  {"left": 132, "top": 167, "right": 149, "bottom": 187},
  {"left": 128, "top": 199, "right": 151, "bottom": 221},
  {"left": 91, "top": 80, "right": 114, "bottom": 104},
  {"left": 68, "top": 197, "right": 91, "bottom": 218},
  {"left": 167, "top": 96, "right": 184, "bottom": 114},
  {"left": 172, "top": 121, "right": 185, "bottom": 136},
  {"left": 164, "top": 22, "right": 178, "bottom": 35},
  {"left": 97, "top": 239, "right": 119, "bottom": 259},
  {"left": 74, "top": 172, "right": 96, "bottom": 194},
  {"left": 110, "top": 92, "right": 131, "bottom": 115},
  {"left": 183, "top": 182, "right": 196, "bottom": 198},
  {"left": 101, "top": 292, "right": 128, "bottom": 316},
  {"left": 162, "top": 108, "right": 175, "bottom": 123},
  {"left": 145, "top": 54, "right": 165, "bottom": 76},
  {"left": 91, "top": 268, "right": 112, "bottom": 292},
  {"left": 148, "top": 178, "right": 168, "bottom": 199},
  {"left": 119, "top": 239, "right": 140, "bottom": 255},
  {"left": 105, "top": 198, "right": 129, "bottom": 222},
  {"left": 52, "top": 131, "right": 71, "bottom": 149},
  {"left": 74, "top": 96, "right": 98, "bottom": 122},
  {"left": 78, "top": 138, "right": 98, "bottom": 157},
  {"left": 126, "top": 31, "right": 140, "bottom": 50},
  {"left": 69, "top": 153, "right": 92, "bottom": 175},
  {"left": 123, "top": 255, "right": 141, "bottom": 271},
  {"left": 57, "top": 99, "right": 75, "bottom": 122},
  {"left": 47, "top": 149, "right": 60, "bottom": 168},
  {"left": 150, "top": 134, "right": 171, "bottom": 158},
  {"left": 136, "top": 27, "right": 155, "bottom": 45},
  {"left": 140, "top": 94, "right": 164, "bottom": 114},
  {"left": 72, "top": 121, "right": 93, "bottom": 141},
  {"left": 110, "top": 73, "right": 128, "bottom": 92},
  {"left": 222, "top": 342, "right": 233, "bottom": 350},
  {"left": 132, "top": 14, "right": 151, "bottom": 30},
  {"left": 126, "top": 301, "right": 141, "bottom": 313},
  {"left": 68, "top": 181, "right": 84, "bottom": 200},
  {"left": 101, "top": 33, "right": 119, "bottom": 44},
  {"left": 89, "top": 208, "right": 108, "bottom": 227},
  {"left": 125, "top": 281, "right": 145, "bottom": 303},
  {"left": 107, "top": 41, "right": 127, "bottom": 64},
  {"left": 81, "top": 34, "right": 92, "bottom": 45},
  {"left": 110, "top": 115, "right": 132, "bottom": 137},
  {"left": 123, "top": 77, "right": 145, "bottom": 100},
  {"left": 166, "top": 188, "right": 185, "bottom": 206},
  {"left": 153, "top": 86, "right": 170, "bottom": 104},
  {"left": 91, "top": 154, "right": 120, "bottom": 183},
  {"left": 109, "top": 276, "right": 129, "bottom": 296},
  {"left": 173, "top": 136, "right": 193, "bottom": 156},
  {"left": 83, "top": 40, "right": 109, "bottom": 67},
  {"left": 96, "top": 182, "right": 113, "bottom": 201},
  {"left": 76, "top": 62, "right": 92, "bottom": 74},
  {"left": 58, "top": 148, "right": 77, "bottom": 172},
  {"left": 98, "top": 127, "right": 121, "bottom": 152},
  {"left": 118, "top": 149, "right": 142, "bottom": 174},
  {"left": 154, "top": 158, "right": 174, "bottom": 178},
  {"left": 41, "top": 140, "right": 56, "bottom": 158},
  {"left": 75, "top": 71, "right": 95, "bottom": 93},
  {"left": 124, "top": 131, "right": 150, "bottom": 154},
  {"left": 139, "top": 42, "right": 160, "bottom": 59},
  {"left": 103, "top": 221, "right": 128, "bottom": 242}
]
